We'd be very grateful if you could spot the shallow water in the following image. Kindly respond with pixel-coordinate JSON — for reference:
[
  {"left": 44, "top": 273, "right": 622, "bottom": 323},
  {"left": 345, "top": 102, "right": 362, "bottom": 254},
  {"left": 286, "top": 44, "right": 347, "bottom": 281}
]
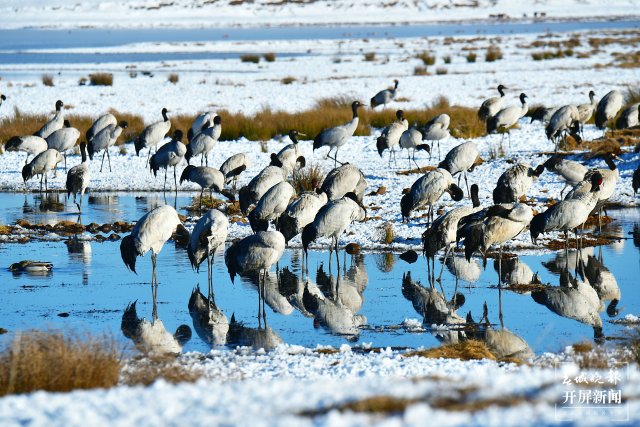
[{"left": 0, "top": 192, "right": 639, "bottom": 354}]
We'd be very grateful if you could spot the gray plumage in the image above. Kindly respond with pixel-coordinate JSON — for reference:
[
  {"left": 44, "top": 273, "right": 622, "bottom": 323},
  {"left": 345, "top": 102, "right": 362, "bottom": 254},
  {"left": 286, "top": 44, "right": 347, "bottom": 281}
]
[
  {"left": 438, "top": 141, "right": 480, "bottom": 196},
  {"left": 370, "top": 79, "right": 398, "bottom": 108},
  {"left": 577, "top": 90, "right": 597, "bottom": 126},
  {"left": 149, "top": 130, "right": 187, "bottom": 192},
  {"left": 487, "top": 93, "right": 528, "bottom": 137},
  {"left": 248, "top": 181, "right": 295, "bottom": 233},
  {"left": 400, "top": 168, "right": 464, "bottom": 223},
  {"left": 46, "top": 120, "right": 80, "bottom": 171},
  {"left": 478, "top": 84, "right": 507, "bottom": 122},
  {"left": 271, "top": 130, "right": 306, "bottom": 173},
  {"left": 186, "top": 115, "right": 221, "bottom": 166},
  {"left": 180, "top": 164, "right": 231, "bottom": 209},
  {"left": 238, "top": 165, "right": 287, "bottom": 215},
  {"left": 65, "top": 142, "right": 90, "bottom": 212},
  {"left": 595, "top": 90, "right": 624, "bottom": 130},
  {"left": 376, "top": 110, "right": 408, "bottom": 164},
  {"left": 277, "top": 191, "right": 328, "bottom": 243},
  {"left": 35, "top": 100, "right": 64, "bottom": 139},
  {"left": 615, "top": 102, "right": 640, "bottom": 129},
  {"left": 86, "top": 113, "right": 117, "bottom": 142},
  {"left": 88, "top": 121, "right": 128, "bottom": 172},
  {"left": 543, "top": 155, "right": 589, "bottom": 197},
  {"left": 422, "top": 113, "right": 450, "bottom": 160},
  {"left": 320, "top": 163, "right": 367, "bottom": 203},
  {"left": 220, "top": 153, "right": 250, "bottom": 186},
  {"left": 545, "top": 105, "right": 581, "bottom": 150},
  {"left": 313, "top": 101, "right": 364, "bottom": 166},
  {"left": 529, "top": 106, "right": 558, "bottom": 124},
  {"left": 135, "top": 107, "right": 171, "bottom": 157},
  {"left": 492, "top": 163, "right": 544, "bottom": 204},
  {"left": 301, "top": 193, "right": 366, "bottom": 253},
  {"left": 22, "top": 148, "right": 63, "bottom": 192},
  {"left": 5, "top": 135, "right": 48, "bottom": 165}
]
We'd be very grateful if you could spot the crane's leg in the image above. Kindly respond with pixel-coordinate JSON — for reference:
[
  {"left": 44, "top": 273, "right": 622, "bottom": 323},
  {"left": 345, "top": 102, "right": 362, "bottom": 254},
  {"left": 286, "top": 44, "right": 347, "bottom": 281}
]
[
  {"left": 64, "top": 153, "right": 68, "bottom": 171},
  {"left": 437, "top": 244, "right": 452, "bottom": 283},
  {"left": 107, "top": 149, "right": 112, "bottom": 172},
  {"left": 200, "top": 189, "right": 204, "bottom": 212},
  {"left": 335, "top": 237, "right": 340, "bottom": 274},
  {"left": 39, "top": 174, "right": 43, "bottom": 193},
  {"left": 25, "top": 154, "right": 29, "bottom": 166},
  {"left": 412, "top": 150, "right": 421, "bottom": 172},
  {"left": 508, "top": 131, "right": 512, "bottom": 151},
  {"left": 163, "top": 168, "right": 168, "bottom": 193},
  {"left": 146, "top": 147, "right": 151, "bottom": 163},
  {"left": 100, "top": 150, "right": 106, "bottom": 172},
  {"left": 44, "top": 173, "right": 48, "bottom": 193},
  {"left": 151, "top": 253, "right": 158, "bottom": 322},
  {"left": 173, "top": 166, "right": 178, "bottom": 193},
  {"left": 437, "top": 141, "right": 441, "bottom": 161},
  {"left": 207, "top": 253, "right": 214, "bottom": 308},
  {"left": 464, "top": 171, "right": 470, "bottom": 199},
  {"left": 201, "top": 154, "right": 204, "bottom": 167},
  {"left": 498, "top": 284, "right": 504, "bottom": 329},
  {"left": 497, "top": 245, "right": 503, "bottom": 287}
]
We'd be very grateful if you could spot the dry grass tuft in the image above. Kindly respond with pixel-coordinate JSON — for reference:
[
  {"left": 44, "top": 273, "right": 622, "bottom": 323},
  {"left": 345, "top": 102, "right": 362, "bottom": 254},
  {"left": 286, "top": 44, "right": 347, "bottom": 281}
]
[
  {"left": 42, "top": 74, "right": 54, "bottom": 86},
  {"left": 485, "top": 45, "right": 503, "bottom": 62},
  {"left": 281, "top": 76, "right": 296, "bottom": 85},
  {"left": 291, "top": 163, "right": 325, "bottom": 194},
  {"left": 416, "top": 51, "right": 436, "bottom": 66},
  {"left": 466, "top": 52, "right": 477, "bottom": 63},
  {"left": 571, "top": 341, "right": 593, "bottom": 353},
  {"left": 404, "top": 340, "right": 496, "bottom": 361},
  {"left": 167, "top": 73, "right": 179, "bottom": 84},
  {"left": 89, "top": 73, "right": 114, "bottom": 86},
  {"left": 381, "top": 222, "right": 394, "bottom": 244},
  {"left": 240, "top": 54, "right": 260, "bottom": 64},
  {"left": 0, "top": 330, "right": 120, "bottom": 397},
  {"left": 436, "top": 67, "right": 448, "bottom": 75},
  {"left": 363, "top": 52, "right": 376, "bottom": 61},
  {"left": 413, "top": 66, "right": 429, "bottom": 76},
  {"left": 443, "top": 55, "right": 451, "bottom": 64},
  {"left": 122, "top": 355, "right": 201, "bottom": 386},
  {"left": 263, "top": 52, "right": 276, "bottom": 62}
]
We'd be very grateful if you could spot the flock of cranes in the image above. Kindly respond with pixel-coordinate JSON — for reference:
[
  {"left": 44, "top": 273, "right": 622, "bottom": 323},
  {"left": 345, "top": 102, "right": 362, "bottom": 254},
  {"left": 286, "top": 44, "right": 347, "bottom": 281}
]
[{"left": 0, "top": 79, "right": 638, "bottom": 352}]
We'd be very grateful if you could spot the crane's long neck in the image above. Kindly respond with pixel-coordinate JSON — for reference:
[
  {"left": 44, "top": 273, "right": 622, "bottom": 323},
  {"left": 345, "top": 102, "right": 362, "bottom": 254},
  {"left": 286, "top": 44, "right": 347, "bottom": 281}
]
[
  {"left": 498, "top": 86, "right": 505, "bottom": 97},
  {"left": 604, "top": 155, "right": 617, "bottom": 171},
  {"left": 162, "top": 110, "right": 169, "bottom": 122},
  {"left": 352, "top": 104, "right": 360, "bottom": 119}
]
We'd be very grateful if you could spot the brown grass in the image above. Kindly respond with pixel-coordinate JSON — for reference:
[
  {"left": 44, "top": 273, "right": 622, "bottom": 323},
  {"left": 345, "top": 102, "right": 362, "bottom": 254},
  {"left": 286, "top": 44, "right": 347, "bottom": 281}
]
[
  {"left": 413, "top": 66, "right": 429, "bottom": 76},
  {"left": 443, "top": 55, "right": 451, "bottom": 64},
  {"left": 416, "top": 51, "right": 436, "bottom": 66},
  {"left": 466, "top": 52, "right": 477, "bottom": 63},
  {"left": 1, "top": 98, "right": 485, "bottom": 146},
  {"left": 121, "top": 355, "right": 201, "bottom": 386},
  {"left": 363, "top": 52, "right": 376, "bottom": 61},
  {"left": 485, "top": 45, "right": 503, "bottom": 62},
  {"left": 291, "top": 163, "right": 325, "bottom": 194},
  {"left": 167, "top": 73, "right": 179, "bottom": 84},
  {"left": 404, "top": 340, "right": 496, "bottom": 361},
  {"left": 240, "top": 54, "right": 260, "bottom": 63},
  {"left": 0, "top": 330, "right": 120, "bottom": 397},
  {"left": 436, "top": 67, "right": 448, "bottom": 75},
  {"left": 281, "top": 76, "right": 296, "bottom": 85},
  {"left": 89, "top": 73, "right": 114, "bottom": 86},
  {"left": 42, "top": 74, "right": 54, "bottom": 86},
  {"left": 263, "top": 52, "right": 276, "bottom": 62},
  {"left": 381, "top": 222, "right": 394, "bottom": 244}
]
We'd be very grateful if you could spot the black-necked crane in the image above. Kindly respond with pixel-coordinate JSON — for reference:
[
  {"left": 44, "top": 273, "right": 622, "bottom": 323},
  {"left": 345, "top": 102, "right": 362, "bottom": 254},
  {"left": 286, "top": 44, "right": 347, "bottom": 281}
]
[
  {"left": 577, "top": 90, "right": 597, "bottom": 135},
  {"left": 492, "top": 162, "right": 544, "bottom": 204},
  {"left": 422, "top": 184, "right": 482, "bottom": 282},
  {"left": 149, "top": 129, "right": 187, "bottom": 192},
  {"left": 22, "top": 148, "right": 63, "bottom": 192},
  {"left": 135, "top": 107, "right": 172, "bottom": 160},
  {"left": 423, "top": 113, "right": 450, "bottom": 160},
  {"left": 188, "top": 209, "right": 229, "bottom": 307},
  {"left": 595, "top": 90, "right": 624, "bottom": 135},
  {"left": 478, "top": 84, "right": 507, "bottom": 122},
  {"left": 583, "top": 153, "right": 619, "bottom": 230},
  {"left": 529, "top": 106, "right": 558, "bottom": 124},
  {"left": 179, "top": 165, "right": 233, "bottom": 211},
  {"left": 615, "top": 103, "right": 640, "bottom": 129},
  {"left": 86, "top": 113, "right": 117, "bottom": 143},
  {"left": 277, "top": 191, "right": 328, "bottom": 244},
  {"left": 188, "top": 110, "right": 216, "bottom": 142},
  {"left": 319, "top": 163, "right": 367, "bottom": 203},
  {"left": 5, "top": 135, "right": 48, "bottom": 165},
  {"left": 220, "top": 152, "right": 250, "bottom": 189},
  {"left": 370, "top": 79, "right": 398, "bottom": 108},
  {"left": 65, "top": 142, "right": 90, "bottom": 212},
  {"left": 400, "top": 168, "right": 464, "bottom": 223},
  {"left": 301, "top": 193, "right": 366, "bottom": 269},
  {"left": 35, "top": 100, "right": 64, "bottom": 139},
  {"left": 45, "top": 120, "right": 80, "bottom": 171},
  {"left": 487, "top": 93, "right": 528, "bottom": 149},
  {"left": 530, "top": 172, "right": 603, "bottom": 247},
  {"left": 399, "top": 127, "right": 430, "bottom": 170},
  {"left": 543, "top": 155, "right": 589, "bottom": 197},
  {"left": 376, "top": 110, "right": 408, "bottom": 165},
  {"left": 225, "top": 231, "right": 286, "bottom": 322},
  {"left": 270, "top": 130, "right": 306, "bottom": 172},
  {"left": 313, "top": 100, "right": 364, "bottom": 167},
  {"left": 546, "top": 105, "right": 581, "bottom": 151},
  {"left": 185, "top": 115, "right": 221, "bottom": 166},
  {"left": 238, "top": 165, "right": 287, "bottom": 215},
  {"left": 248, "top": 181, "right": 295, "bottom": 233},
  {"left": 438, "top": 141, "right": 481, "bottom": 198},
  {"left": 120, "top": 205, "right": 188, "bottom": 322},
  {"left": 88, "top": 120, "right": 128, "bottom": 172},
  {"left": 531, "top": 265, "right": 604, "bottom": 343},
  {"left": 463, "top": 202, "right": 534, "bottom": 284},
  {"left": 121, "top": 300, "right": 192, "bottom": 355}
]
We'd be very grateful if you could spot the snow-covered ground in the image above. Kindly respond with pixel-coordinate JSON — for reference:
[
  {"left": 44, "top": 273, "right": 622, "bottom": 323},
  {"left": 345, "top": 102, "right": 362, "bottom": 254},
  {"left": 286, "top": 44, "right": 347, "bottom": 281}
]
[
  {"left": 0, "top": 0, "right": 638, "bottom": 29},
  {"left": 0, "top": 345, "right": 638, "bottom": 426}
]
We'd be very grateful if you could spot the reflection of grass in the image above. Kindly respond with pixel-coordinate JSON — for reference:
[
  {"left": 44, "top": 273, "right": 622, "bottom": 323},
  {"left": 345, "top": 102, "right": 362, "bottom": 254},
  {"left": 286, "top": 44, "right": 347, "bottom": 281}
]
[{"left": 0, "top": 330, "right": 120, "bottom": 397}]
